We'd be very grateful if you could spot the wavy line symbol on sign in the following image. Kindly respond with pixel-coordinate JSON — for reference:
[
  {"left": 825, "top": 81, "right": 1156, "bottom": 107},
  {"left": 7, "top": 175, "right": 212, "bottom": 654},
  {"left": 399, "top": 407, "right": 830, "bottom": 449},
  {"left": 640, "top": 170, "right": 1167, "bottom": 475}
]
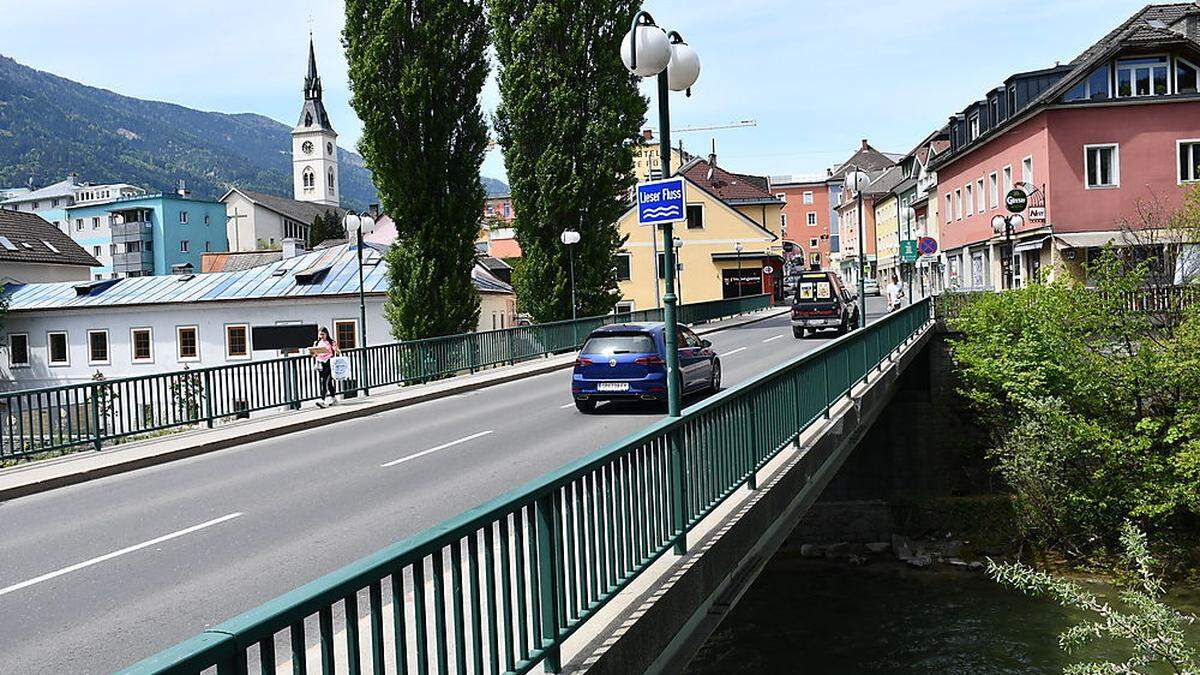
[{"left": 642, "top": 205, "right": 681, "bottom": 218}]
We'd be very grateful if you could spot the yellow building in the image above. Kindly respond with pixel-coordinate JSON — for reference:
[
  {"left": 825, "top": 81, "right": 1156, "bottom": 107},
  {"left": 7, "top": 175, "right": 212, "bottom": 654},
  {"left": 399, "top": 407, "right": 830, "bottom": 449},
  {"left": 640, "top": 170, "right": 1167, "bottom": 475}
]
[
  {"left": 614, "top": 156, "right": 785, "bottom": 311},
  {"left": 874, "top": 191, "right": 900, "bottom": 284},
  {"left": 632, "top": 129, "right": 690, "bottom": 183}
]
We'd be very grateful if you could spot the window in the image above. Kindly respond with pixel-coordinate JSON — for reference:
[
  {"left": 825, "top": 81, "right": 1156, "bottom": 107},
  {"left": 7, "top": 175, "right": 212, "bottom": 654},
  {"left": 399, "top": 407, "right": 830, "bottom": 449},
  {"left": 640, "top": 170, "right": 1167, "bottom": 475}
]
[
  {"left": 806, "top": 212, "right": 818, "bottom": 226},
  {"left": 47, "top": 331, "right": 69, "bottom": 366},
  {"left": 615, "top": 253, "right": 631, "bottom": 281},
  {"left": 686, "top": 204, "right": 704, "bottom": 229},
  {"left": 327, "top": 168, "right": 336, "bottom": 195},
  {"left": 989, "top": 98, "right": 1000, "bottom": 125},
  {"left": 177, "top": 325, "right": 199, "bottom": 361},
  {"left": 87, "top": 330, "right": 109, "bottom": 365},
  {"left": 809, "top": 252, "right": 820, "bottom": 267},
  {"left": 203, "top": 214, "right": 210, "bottom": 225},
  {"left": 968, "top": 113, "right": 980, "bottom": 141},
  {"left": 1085, "top": 144, "right": 1120, "bottom": 188},
  {"left": 1003, "top": 165, "right": 1013, "bottom": 194},
  {"left": 327, "top": 142, "right": 334, "bottom": 155},
  {"left": 225, "top": 324, "right": 250, "bottom": 360},
  {"left": 145, "top": 240, "right": 153, "bottom": 252},
  {"left": 1007, "top": 84, "right": 1017, "bottom": 115},
  {"left": 989, "top": 172, "right": 999, "bottom": 208},
  {"left": 1177, "top": 57, "right": 1199, "bottom": 95},
  {"left": 302, "top": 167, "right": 315, "bottom": 191},
  {"left": 780, "top": 213, "right": 788, "bottom": 230},
  {"left": 93, "top": 245, "right": 101, "bottom": 256},
  {"left": 8, "top": 333, "right": 29, "bottom": 366},
  {"left": 945, "top": 194, "right": 953, "bottom": 223},
  {"left": 954, "top": 189, "right": 962, "bottom": 221},
  {"left": 1116, "top": 56, "right": 1169, "bottom": 98},
  {"left": 179, "top": 211, "right": 189, "bottom": 224},
  {"left": 205, "top": 241, "right": 211, "bottom": 252},
  {"left": 964, "top": 184, "right": 974, "bottom": 217},
  {"left": 1021, "top": 157, "right": 1033, "bottom": 185},
  {"left": 75, "top": 218, "right": 83, "bottom": 231},
  {"left": 126, "top": 241, "right": 142, "bottom": 253},
  {"left": 333, "top": 320, "right": 358, "bottom": 350},
  {"left": 1064, "top": 67, "right": 1112, "bottom": 102},
  {"left": 91, "top": 217, "right": 100, "bottom": 229},
  {"left": 809, "top": 237, "right": 819, "bottom": 249},
  {"left": 180, "top": 240, "right": 189, "bottom": 253},
  {"left": 802, "top": 191, "right": 814, "bottom": 204},
  {"left": 614, "top": 301, "right": 635, "bottom": 314},
  {"left": 131, "top": 328, "right": 153, "bottom": 363},
  {"left": 976, "top": 178, "right": 986, "bottom": 213},
  {"left": 110, "top": 243, "right": 116, "bottom": 255}
]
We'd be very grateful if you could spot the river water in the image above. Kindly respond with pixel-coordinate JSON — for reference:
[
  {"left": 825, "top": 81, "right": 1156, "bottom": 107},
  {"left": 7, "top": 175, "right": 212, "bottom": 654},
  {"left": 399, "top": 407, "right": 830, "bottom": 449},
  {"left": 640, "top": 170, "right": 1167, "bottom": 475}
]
[{"left": 686, "top": 557, "right": 1200, "bottom": 674}]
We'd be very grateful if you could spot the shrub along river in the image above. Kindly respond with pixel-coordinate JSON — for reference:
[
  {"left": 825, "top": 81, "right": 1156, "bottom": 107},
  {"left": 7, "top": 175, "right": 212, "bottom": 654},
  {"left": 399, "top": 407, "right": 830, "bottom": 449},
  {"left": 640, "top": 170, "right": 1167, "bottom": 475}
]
[{"left": 686, "top": 557, "right": 1200, "bottom": 674}]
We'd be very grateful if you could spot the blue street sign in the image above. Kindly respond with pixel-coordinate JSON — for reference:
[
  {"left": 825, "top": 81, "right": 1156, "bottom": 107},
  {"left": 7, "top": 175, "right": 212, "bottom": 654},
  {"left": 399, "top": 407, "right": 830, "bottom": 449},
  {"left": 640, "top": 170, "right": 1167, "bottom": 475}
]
[{"left": 636, "top": 178, "right": 686, "bottom": 226}]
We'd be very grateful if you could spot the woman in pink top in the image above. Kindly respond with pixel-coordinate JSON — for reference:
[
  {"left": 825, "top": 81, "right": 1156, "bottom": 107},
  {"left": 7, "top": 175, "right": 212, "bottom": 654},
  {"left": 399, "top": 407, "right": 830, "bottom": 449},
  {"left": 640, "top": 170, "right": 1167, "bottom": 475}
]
[{"left": 313, "top": 327, "right": 339, "bottom": 408}]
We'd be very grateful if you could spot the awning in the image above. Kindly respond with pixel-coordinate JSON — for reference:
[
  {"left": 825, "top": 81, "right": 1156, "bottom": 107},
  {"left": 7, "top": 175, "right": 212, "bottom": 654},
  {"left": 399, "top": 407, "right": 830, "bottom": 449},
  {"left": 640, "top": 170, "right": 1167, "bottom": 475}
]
[
  {"left": 1052, "top": 230, "right": 1194, "bottom": 249},
  {"left": 1014, "top": 237, "right": 1048, "bottom": 253}
]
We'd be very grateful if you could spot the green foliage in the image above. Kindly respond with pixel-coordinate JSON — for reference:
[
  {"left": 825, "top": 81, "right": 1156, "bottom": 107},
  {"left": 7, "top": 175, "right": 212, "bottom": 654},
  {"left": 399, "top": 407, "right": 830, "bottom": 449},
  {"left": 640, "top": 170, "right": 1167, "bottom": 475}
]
[
  {"left": 948, "top": 254, "right": 1200, "bottom": 556},
  {"left": 344, "top": 0, "right": 489, "bottom": 339},
  {"left": 488, "top": 0, "right": 647, "bottom": 322},
  {"left": 307, "top": 209, "right": 344, "bottom": 248},
  {"left": 0, "top": 54, "right": 380, "bottom": 206},
  {"left": 988, "top": 522, "right": 1198, "bottom": 674}
]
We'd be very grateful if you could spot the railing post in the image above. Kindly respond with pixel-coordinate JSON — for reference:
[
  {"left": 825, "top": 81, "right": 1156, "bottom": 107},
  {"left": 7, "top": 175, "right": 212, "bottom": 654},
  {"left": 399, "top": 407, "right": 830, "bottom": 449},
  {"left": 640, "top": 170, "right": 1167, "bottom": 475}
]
[
  {"left": 89, "top": 382, "right": 102, "bottom": 452},
  {"left": 535, "top": 491, "right": 562, "bottom": 672},
  {"left": 203, "top": 369, "right": 215, "bottom": 428},
  {"left": 669, "top": 426, "right": 688, "bottom": 554},
  {"left": 747, "top": 402, "right": 759, "bottom": 490},
  {"left": 507, "top": 329, "right": 517, "bottom": 365},
  {"left": 287, "top": 358, "right": 301, "bottom": 411},
  {"left": 360, "top": 348, "right": 371, "bottom": 397}
]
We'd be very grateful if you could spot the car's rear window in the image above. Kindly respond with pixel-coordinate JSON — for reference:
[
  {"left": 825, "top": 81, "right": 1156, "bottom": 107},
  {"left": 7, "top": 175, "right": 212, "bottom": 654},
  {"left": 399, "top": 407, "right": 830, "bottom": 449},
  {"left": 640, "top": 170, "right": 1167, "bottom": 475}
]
[{"left": 581, "top": 334, "right": 656, "bottom": 355}]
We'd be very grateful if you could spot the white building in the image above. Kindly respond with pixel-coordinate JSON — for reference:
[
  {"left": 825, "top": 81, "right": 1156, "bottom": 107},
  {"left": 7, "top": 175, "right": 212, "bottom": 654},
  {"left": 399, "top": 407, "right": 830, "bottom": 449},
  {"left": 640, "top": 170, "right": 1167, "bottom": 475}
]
[
  {"left": 1, "top": 243, "right": 516, "bottom": 390},
  {"left": 222, "top": 187, "right": 343, "bottom": 252}
]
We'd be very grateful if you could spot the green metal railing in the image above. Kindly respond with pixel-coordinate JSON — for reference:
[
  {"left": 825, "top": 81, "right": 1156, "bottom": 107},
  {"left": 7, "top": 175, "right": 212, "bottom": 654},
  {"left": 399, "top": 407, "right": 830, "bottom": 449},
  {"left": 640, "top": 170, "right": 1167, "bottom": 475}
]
[
  {"left": 120, "top": 299, "right": 932, "bottom": 675},
  {"left": 0, "top": 295, "right": 771, "bottom": 462}
]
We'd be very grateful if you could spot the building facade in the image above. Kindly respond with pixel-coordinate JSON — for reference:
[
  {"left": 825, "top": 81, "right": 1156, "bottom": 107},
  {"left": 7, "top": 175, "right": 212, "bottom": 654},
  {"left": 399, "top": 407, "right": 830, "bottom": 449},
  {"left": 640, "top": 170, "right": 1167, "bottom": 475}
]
[
  {"left": 0, "top": 210, "right": 99, "bottom": 284},
  {"left": 771, "top": 174, "right": 834, "bottom": 270},
  {"left": 828, "top": 140, "right": 901, "bottom": 286}
]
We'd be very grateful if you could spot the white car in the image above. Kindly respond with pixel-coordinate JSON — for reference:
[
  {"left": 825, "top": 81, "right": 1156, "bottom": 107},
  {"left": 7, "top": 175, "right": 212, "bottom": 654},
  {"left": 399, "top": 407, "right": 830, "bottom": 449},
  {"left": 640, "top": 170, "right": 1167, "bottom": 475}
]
[{"left": 862, "top": 278, "right": 881, "bottom": 296}]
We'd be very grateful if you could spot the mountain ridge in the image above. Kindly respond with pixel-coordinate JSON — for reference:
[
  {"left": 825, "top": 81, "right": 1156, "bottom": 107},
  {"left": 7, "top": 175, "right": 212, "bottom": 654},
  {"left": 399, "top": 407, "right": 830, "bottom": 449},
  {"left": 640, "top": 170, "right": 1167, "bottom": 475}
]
[{"left": 0, "top": 54, "right": 508, "bottom": 208}]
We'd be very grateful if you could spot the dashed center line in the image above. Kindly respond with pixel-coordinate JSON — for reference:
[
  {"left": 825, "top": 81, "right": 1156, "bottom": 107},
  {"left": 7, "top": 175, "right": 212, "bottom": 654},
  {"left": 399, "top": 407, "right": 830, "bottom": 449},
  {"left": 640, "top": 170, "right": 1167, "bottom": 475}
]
[
  {"left": 0, "top": 512, "right": 243, "bottom": 598},
  {"left": 762, "top": 335, "right": 784, "bottom": 343},
  {"left": 721, "top": 347, "right": 748, "bottom": 357},
  {"left": 381, "top": 430, "right": 495, "bottom": 468}
]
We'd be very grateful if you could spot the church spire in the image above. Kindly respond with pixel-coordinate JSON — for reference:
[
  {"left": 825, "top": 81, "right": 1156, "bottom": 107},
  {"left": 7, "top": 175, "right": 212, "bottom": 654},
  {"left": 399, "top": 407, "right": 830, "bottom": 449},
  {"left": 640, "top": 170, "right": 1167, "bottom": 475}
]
[
  {"left": 303, "top": 36, "right": 322, "bottom": 101},
  {"left": 295, "top": 35, "right": 334, "bottom": 132}
]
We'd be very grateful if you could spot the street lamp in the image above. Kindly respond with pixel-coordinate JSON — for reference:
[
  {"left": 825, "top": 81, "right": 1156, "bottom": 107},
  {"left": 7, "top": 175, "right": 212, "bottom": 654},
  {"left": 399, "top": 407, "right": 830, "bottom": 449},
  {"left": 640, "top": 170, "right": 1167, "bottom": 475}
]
[
  {"left": 991, "top": 213, "right": 1025, "bottom": 289},
  {"left": 673, "top": 236, "right": 684, "bottom": 305},
  {"left": 560, "top": 229, "right": 581, "bottom": 320},
  {"left": 621, "top": 11, "right": 700, "bottom": 419},
  {"left": 343, "top": 210, "right": 375, "bottom": 395},
  {"left": 844, "top": 167, "right": 871, "bottom": 325},
  {"left": 734, "top": 241, "right": 743, "bottom": 298}
]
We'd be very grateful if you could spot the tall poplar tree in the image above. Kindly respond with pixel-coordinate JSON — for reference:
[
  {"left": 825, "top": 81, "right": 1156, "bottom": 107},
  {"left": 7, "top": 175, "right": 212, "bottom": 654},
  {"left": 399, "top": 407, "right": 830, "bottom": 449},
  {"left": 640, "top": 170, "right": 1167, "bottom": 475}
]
[
  {"left": 489, "top": 0, "right": 647, "bottom": 322},
  {"left": 344, "top": 0, "right": 489, "bottom": 339}
]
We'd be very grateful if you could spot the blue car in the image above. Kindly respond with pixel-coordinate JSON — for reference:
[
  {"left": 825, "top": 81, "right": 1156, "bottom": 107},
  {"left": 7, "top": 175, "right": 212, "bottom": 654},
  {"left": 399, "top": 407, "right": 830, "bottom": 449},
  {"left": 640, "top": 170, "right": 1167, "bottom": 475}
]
[{"left": 571, "top": 322, "right": 721, "bottom": 413}]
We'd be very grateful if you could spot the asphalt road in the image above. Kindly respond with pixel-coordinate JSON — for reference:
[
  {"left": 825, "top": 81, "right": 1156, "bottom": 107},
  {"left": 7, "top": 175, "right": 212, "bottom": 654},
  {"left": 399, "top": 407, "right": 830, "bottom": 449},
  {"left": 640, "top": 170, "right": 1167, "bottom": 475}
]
[{"left": 0, "top": 298, "right": 890, "bottom": 674}]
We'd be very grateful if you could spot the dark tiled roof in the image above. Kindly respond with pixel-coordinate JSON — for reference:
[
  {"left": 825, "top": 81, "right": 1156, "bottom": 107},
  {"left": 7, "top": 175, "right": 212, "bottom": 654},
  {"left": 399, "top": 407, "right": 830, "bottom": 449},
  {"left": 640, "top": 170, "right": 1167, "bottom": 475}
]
[
  {"left": 863, "top": 166, "right": 905, "bottom": 196},
  {"left": 0, "top": 210, "right": 99, "bottom": 267},
  {"left": 229, "top": 188, "right": 345, "bottom": 225},
  {"left": 830, "top": 142, "right": 898, "bottom": 178},
  {"left": 679, "top": 159, "right": 781, "bottom": 205}
]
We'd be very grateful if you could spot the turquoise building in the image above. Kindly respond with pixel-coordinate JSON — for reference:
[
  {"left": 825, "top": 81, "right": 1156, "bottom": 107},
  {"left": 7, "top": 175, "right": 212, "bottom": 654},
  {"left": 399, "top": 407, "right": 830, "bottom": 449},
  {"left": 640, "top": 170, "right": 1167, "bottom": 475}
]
[{"left": 65, "top": 193, "right": 228, "bottom": 278}]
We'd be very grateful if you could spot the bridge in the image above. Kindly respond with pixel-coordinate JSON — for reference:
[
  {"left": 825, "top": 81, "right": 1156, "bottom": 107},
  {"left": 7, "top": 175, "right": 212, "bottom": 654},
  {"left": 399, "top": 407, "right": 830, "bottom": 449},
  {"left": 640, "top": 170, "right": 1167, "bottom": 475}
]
[{"left": 0, "top": 296, "right": 930, "bottom": 674}]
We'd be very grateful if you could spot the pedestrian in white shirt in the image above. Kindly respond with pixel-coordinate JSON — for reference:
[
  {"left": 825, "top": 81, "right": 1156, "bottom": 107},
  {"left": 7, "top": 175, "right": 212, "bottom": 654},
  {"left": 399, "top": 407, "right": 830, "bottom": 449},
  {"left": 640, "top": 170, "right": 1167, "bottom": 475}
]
[{"left": 886, "top": 277, "right": 903, "bottom": 312}]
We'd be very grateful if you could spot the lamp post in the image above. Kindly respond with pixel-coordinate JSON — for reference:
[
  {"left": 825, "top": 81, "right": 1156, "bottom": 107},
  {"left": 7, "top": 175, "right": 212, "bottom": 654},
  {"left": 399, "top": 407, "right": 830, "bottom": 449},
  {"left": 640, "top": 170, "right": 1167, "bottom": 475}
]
[
  {"left": 673, "top": 236, "right": 684, "bottom": 305},
  {"left": 343, "top": 210, "right": 375, "bottom": 396},
  {"left": 844, "top": 167, "right": 871, "bottom": 326},
  {"left": 991, "top": 213, "right": 1025, "bottom": 290},
  {"left": 900, "top": 205, "right": 916, "bottom": 303},
  {"left": 560, "top": 229, "right": 580, "bottom": 320},
  {"left": 734, "top": 241, "right": 743, "bottom": 298},
  {"left": 621, "top": 11, "right": 700, "bottom": 419}
]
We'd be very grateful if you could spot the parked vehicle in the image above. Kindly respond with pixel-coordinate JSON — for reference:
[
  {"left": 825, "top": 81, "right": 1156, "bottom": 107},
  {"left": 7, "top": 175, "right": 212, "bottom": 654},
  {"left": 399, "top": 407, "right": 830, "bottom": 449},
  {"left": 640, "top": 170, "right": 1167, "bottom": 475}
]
[
  {"left": 791, "top": 270, "right": 860, "bottom": 338},
  {"left": 862, "top": 278, "right": 881, "bottom": 296},
  {"left": 571, "top": 322, "right": 721, "bottom": 413}
]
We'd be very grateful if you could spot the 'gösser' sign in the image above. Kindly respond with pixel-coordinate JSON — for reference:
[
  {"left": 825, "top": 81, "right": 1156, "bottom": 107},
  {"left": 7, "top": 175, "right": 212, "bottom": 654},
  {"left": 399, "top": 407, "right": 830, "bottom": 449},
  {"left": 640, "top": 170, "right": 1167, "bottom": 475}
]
[
  {"left": 637, "top": 178, "right": 686, "bottom": 226},
  {"left": 1005, "top": 188, "right": 1028, "bottom": 213}
]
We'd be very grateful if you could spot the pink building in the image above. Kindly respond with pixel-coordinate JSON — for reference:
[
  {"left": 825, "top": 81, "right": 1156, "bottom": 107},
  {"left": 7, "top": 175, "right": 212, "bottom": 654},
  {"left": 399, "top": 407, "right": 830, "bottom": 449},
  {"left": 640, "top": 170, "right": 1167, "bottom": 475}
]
[{"left": 932, "top": 3, "right": 1200, "bottom": 290}]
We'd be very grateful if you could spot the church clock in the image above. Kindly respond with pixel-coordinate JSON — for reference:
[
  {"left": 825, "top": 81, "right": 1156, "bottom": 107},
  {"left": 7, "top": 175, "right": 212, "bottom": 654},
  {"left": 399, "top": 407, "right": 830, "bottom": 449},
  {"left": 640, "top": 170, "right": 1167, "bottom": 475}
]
[{"left": 302, "top": 141, "right": 314, "bottom": 155}]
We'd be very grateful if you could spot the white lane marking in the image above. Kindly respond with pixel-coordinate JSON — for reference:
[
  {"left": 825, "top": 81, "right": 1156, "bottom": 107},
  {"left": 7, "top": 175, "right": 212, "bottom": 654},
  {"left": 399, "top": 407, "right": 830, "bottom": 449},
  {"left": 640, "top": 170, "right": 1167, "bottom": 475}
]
[
  {"left": 721, "top": 347, "right": 748, "bottom": 357},
  {"left": 559, "top": 402, "right": 576, "bottom": 409},
  {"left": 0, "top": 512, "right": 243, "bottom": 598},
  {"left": 762, "top": 335, "right": 784, "bottom": 343},
  {"left": 381, "top": 430, "right": 495, "bottom": 468}
]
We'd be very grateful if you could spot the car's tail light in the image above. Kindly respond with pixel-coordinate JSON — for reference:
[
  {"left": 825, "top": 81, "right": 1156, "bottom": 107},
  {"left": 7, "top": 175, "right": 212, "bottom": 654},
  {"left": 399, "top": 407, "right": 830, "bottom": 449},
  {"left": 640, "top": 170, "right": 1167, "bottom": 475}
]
[
  {"left": 634, "top": 355, "right": 665, "bottom": 366},
  {"left": 574, "top": 357, "right": 594, "bottom": 367}
]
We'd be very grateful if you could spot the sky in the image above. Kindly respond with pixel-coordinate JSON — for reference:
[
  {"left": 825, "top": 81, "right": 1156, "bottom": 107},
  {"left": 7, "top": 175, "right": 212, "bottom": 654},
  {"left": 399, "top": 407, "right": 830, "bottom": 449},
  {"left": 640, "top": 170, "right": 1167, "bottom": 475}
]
[{"left": 0, "top": 0, "right": 1154, "bottom": 183}]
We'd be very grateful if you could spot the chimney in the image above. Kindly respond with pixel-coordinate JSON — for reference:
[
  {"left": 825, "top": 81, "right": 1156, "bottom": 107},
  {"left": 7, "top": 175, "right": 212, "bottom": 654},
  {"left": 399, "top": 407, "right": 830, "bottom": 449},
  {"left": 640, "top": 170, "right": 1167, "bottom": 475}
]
[
  {"left": 282, "top": 237, "right": 305, "bottom": 259},
  {"left": 860, "top": 139, "right": 869, "bottom": 150},
  {"left": 642, "top": 128, "right": 654, "bottom": 141},
  {"left": 67, "top": 172, "right": 79, "bottom": 186},
  {"left": 826, "top": 167, "right": 833, "bottom": 177},
  {"left": 708, "top": 138, "right": 717, "bottom": 167},
  {"left": 368, "top": 203, "right": 380, "bottom": 218},
  {"left": 176, "top": 179, "right": 190, "bottom": 199}
]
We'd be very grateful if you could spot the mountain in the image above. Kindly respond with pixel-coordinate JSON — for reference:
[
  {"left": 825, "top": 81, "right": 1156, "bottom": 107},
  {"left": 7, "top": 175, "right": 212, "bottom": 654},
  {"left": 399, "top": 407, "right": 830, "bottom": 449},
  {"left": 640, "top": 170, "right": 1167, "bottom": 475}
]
[{"left": 0, "top": 54, "right": 509, "bottom": 207}]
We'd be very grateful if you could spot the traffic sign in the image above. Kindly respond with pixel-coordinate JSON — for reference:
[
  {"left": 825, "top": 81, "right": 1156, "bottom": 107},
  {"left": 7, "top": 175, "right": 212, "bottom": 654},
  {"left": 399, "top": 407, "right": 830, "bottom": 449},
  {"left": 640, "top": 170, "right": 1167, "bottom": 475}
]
[
  {"left": 899, "top": 239, "right": 919, "bottom": 263},
  {"left": 636, "top": 178, "right": 686, "bottom": 226},
  {"left": 1005, "top": 188, "right": 1028, "bottom": 213},
  {"left": 917, "top": 236, "right": 938, "bottom": 256}
]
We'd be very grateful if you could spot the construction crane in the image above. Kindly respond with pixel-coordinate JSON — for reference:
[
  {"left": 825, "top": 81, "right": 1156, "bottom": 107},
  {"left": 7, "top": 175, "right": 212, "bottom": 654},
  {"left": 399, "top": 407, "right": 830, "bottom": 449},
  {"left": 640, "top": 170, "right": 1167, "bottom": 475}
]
[{"left": 648, "top": 119, "right": 758, "bottom": 134}]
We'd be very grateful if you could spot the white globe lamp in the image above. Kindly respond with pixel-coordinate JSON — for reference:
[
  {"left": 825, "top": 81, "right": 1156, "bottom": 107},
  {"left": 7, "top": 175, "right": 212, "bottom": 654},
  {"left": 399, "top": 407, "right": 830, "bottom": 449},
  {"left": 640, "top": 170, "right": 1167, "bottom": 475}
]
[
  {"left": 620, "top": 24, "right": 670, "bottom": 77},
  {"left": 667, "top": 42, "right": 701, "bottom": 91}
]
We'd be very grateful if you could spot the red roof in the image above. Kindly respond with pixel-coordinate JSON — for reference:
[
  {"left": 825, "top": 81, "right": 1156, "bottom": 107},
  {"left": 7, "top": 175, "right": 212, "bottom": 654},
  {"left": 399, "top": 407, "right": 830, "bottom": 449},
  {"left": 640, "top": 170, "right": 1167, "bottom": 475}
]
[{"left": 680, "top": 160, "right": 778, "bottom": 204}]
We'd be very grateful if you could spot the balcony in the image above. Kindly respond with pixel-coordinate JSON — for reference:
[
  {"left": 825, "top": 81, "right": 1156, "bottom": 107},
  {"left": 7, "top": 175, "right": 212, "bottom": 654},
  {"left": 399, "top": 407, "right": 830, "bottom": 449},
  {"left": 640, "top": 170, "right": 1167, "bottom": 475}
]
[
  {"left": 112, "top": 250, "right": 154, "bottom": 274},
  {"left": 111, "top": 221, "right": 153, "bottom": 244}
]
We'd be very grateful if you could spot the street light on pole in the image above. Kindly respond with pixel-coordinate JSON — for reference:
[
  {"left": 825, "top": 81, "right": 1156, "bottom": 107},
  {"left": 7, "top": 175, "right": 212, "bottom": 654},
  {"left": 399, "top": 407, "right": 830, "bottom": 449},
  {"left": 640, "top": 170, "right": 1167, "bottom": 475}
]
[
  {"left": 560, "top": 229, "right": 581, "bottom": 320},
  {"left": 343, "top": 210, "right": 375, "bottom": 396},
  {"left": 734, "top": 241, "right": 743, "bottom": 298},
  {"left": 991, "top": 213, "right": 1024, "bottom": 289},
  {"left": 621, "top": 11, "right": 700, "bottom": 420},
  {"left": 844, "top": 167, "right": 871, "bottom": 326},
  {"left": 673, "top": 236, "right": 684, "bottom": 305}
]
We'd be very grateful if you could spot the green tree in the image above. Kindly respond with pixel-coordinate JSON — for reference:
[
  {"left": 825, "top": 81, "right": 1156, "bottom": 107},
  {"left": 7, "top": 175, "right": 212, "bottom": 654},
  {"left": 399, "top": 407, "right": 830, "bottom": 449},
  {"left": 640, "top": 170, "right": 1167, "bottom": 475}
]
[
  {"left": 307, "top": 209, "right": 344, "bottom": 248},
  {"left": 344, "top": 0, "right": 489, "bottom": 339},
  {"left": 489, "top": 0, "right": 647, "bottom": 322}
]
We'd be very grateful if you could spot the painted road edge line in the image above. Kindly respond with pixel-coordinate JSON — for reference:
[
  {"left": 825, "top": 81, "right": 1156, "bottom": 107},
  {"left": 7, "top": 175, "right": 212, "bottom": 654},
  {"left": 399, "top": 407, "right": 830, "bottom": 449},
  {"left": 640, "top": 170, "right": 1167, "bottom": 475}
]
[
  {"left": 0, "top": 512, "right": 244, "bottom": 598},
  {"left": 721, "top": 347, "right": 748, "bottom": 357},
  {"left": 762, "top": 335, "right": 784, "bottom": 343},
  {"left": 559, "top": 403, "right": 576, "bottom": 409},
  {"left": 381, "top": 430, "right": 495, "bottom": 468}
]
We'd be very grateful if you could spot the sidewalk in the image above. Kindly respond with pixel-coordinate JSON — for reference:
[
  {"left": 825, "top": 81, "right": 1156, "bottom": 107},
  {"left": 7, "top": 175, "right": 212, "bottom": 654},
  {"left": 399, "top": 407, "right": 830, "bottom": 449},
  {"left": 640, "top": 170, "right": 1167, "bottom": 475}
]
[{"left": 0, "top": 307, "right": 788, "bottom": 502}]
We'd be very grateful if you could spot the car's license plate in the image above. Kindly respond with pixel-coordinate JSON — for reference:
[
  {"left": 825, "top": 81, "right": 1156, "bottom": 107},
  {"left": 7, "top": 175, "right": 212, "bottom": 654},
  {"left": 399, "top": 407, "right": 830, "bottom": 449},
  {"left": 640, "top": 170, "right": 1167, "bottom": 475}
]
[{"left": 597, "top": 382, "right": 629, "bottom": 392}]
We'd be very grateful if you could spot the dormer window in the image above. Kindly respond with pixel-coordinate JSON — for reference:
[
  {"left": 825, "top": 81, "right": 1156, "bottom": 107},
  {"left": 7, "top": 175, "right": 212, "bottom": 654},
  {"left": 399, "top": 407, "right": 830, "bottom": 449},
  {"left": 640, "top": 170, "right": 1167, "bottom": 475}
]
[
  {"left": 1116, "top": 56, "right": 1169, "bottom": 97},
  {"left": 305, "top": 112, "right": 313, "bottom": 127},
  {"left": 968, "top": 113, "right": 980, "bottom": 141},
  {"left": 1064, "top": 67, "right": 1111, "bottom": 102},
  {"left": 1177, "top": 57, "right": 1199, "bottom": 94}
]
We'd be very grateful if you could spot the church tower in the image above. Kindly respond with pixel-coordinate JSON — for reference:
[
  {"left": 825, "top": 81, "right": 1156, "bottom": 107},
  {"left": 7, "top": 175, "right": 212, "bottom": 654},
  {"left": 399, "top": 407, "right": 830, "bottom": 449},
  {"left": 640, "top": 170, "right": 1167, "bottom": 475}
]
[{"left": 292, "top": 37, "right": 339, "bottom": 207}]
